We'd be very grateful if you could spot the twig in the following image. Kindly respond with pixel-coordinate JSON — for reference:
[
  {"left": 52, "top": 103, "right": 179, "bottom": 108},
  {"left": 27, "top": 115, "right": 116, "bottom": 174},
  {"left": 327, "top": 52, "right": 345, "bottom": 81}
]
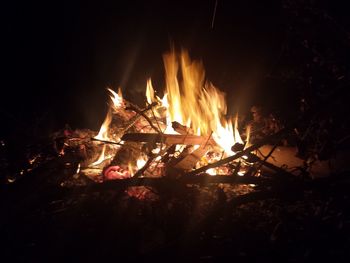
[
  {"left": 126, "top": 103, "right": 162, "bottom": 134},
  {"left": 204, "top": 131, "right": 213, "bottom": 147},
  {"left": 133, "top": 155, "right": 156, "bottom": 178},
  {"left": 253, "top": 143, "right": 279, "bottom": 176},
  {"left": 91, "top": 137, "right": 123, "bottom": 146}
]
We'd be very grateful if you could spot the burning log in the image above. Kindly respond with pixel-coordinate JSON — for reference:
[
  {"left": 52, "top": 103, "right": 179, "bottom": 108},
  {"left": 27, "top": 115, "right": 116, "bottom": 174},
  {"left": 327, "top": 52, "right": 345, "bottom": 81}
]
[
  {"left": 173, "top": 134, "right": 213, "bottom": 170},
  {"left": 121, "top": 133, "right": 217, "bottom": 146},
  {"left": 172, "top": 121, "right": 194, "bottom": 135},
  {"left": 174, "top": 146, "right": 209, "bottom": 170},
  {"left": 107, "top": 142, "right": 142, "bottom": 177},
  {"left": 166, "top": 135, "right": 212, "bottom": 177},
  {"left": 90, "top": 137, "right": 122, "bottom": 146}
]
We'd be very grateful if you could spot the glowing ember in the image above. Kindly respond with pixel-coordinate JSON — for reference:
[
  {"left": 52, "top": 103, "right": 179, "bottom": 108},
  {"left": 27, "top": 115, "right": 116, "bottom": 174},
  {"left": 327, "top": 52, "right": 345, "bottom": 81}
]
[{"left": 104, "top": 165, "right": 131, "bottom": 180}]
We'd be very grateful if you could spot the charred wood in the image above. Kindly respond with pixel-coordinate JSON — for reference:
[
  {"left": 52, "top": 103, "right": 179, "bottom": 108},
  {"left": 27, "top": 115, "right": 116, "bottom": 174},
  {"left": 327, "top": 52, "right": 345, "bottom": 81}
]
[
  {"left": 172, "top": 121, "right": 194, "bottom": 135},
  {"left": 109, "top": 142, "right": 142, "bottom": 170},
  {"left": 121, "top": 133, "right": 217, "bottom": 146}
]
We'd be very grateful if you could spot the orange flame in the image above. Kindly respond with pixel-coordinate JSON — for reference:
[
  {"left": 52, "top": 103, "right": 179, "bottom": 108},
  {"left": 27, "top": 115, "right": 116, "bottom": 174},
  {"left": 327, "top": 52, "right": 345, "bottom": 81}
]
[
  {"left": 146, "top": 50, "right": 243, "bottom": 155},
  {"left": 92, "top": 49, "right": 247, "bottom": 173},
  {"left": 108, "top": 88, "right": 124, "bottom": 110},
  {"left": 91, "top": 88, "right": 124, "bottom": 167}
]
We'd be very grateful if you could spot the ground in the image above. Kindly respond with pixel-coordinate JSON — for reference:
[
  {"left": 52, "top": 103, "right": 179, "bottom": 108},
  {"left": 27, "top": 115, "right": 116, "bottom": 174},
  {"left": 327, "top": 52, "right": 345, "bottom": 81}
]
[{"left": 1, "top": 157, "right": 350, "bottom": 262}]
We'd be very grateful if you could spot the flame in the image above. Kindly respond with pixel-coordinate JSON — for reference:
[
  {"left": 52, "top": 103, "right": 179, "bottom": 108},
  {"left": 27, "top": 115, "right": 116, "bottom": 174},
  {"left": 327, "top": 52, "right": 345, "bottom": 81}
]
[
  {"left": 90, "top": 145, "right": 107, "bottom": 166},
  {"left": 146, "top": 49, "right": 243, "bottom": 155},
  {"left": 108, "top": 88, "right": 124, "bottom": 110},
  {"left": 245, "top": 124, "right": 251, "bottom": 149},
  {"left": 95, "top": 110, "right": 112, "bottom": 141},
  {"left": 146, "top": 79, "right": 155, "bottom": 105},
  {"left": 93, "top": 49, "right": 248, "bottom": 174},
  {"left": 137, "top": 156, "right": 148, "bottom": 170},
  {"left": 91, "top": 87, "right": 124, "bottom": 167},
  {"left": 128, "top": 155, "right": 148, "bottom": 176},
  {"left": 206, "top": 168, "right": 216, "bottom": 176},
  {"left": 94, "top": 88, "right": 124, "bottom": 141}
]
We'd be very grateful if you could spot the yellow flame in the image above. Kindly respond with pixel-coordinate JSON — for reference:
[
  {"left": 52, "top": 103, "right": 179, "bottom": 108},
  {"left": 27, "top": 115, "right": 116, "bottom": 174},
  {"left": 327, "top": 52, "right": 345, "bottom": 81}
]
[
  {"left": 245, "top": 124, "right": 251, "bottom": 149},
  {"left": 92, "top": 87, "right": 124, "bottom": 167},
  {"left": 234, "top": 115, "right": 243, "bottom": 144},
  {"left": 237, "top": 170, "right": 245, "bottom": 176},
  {"left": 93, "top": 50, "right": 245, "bottom": 171},
  {"left": 95, "top": 110, "right": 112, "bottom": 141},
  {"left": 108, "top": 88, "right": 124, "bottom": 110},
  {"left": 137, "top": 156, "right": 148, "bottom": 169},
  {"left": 128, "top": 155, "right": 148, "bottom": 176},
  {"left": 206, "top": 168, "right": 216, "bottom": 176},
  {"left": 146, "top": 49, "right": 243, "bottom": 155},
  {"left": 163, "top": 50, "right": 184, "bottom": 125},
  {"left": 146, "top": 79, "right": 155, "bottom": 105},
  {"left": 90, "top": 145, "right": 107, "bottom": 166}
]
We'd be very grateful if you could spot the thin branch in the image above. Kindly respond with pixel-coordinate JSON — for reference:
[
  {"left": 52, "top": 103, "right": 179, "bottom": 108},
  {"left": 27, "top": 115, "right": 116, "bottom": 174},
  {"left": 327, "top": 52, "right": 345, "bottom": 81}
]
[
  {"left": 253, "top": 143, "right": 279, "bottom": 176},
  {"left": 126, "top": 103, "right": 162, "bottom": 134},
  {"left": 90, "top": 137, "right": 123, "bottom": 146},
  {"left": 133, "top": 155, "right": 156, "bottom": 178}
]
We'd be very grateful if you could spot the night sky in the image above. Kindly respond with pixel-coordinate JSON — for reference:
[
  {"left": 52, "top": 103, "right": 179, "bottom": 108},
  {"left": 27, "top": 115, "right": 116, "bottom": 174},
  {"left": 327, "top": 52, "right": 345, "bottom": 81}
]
[{"left": 2, "top": 0, "right": 349, "bottom": 135}]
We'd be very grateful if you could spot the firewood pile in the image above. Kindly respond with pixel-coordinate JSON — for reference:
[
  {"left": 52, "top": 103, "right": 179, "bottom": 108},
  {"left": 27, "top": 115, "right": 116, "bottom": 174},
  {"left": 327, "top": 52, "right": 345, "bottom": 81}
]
[
  {"left": 1, "top": 50, "right": 349, "bottom": 202},
  {"left": 2, "top": 49, "right": 348, "bottom": 195},
  {"left": 45, "top": 80, "right": 347, "bottom": 195}
]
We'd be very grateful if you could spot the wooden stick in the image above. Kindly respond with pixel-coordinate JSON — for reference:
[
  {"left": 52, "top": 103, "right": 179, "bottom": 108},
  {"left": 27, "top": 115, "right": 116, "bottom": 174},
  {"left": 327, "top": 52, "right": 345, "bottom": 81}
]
[
  {"left": 126, "top": 103, "right": 161, "bottom": 134},
  {"left": 133, "top": 155, "right": 156, "bottom": 178},
  {"left": 173, "top": 133, "right": 213, "bottom": 171},
  {"left": 172, "top": 121, "right": 193, "bottom": 135},
  {"left": 253, "top": 143, "right": 279, "bottom": 176},
  {"left": 91, "top": 137, "right": 123, "bottom": 146},
  {"left": 121, "top": 133, "right": 217, "bottom": 146}
]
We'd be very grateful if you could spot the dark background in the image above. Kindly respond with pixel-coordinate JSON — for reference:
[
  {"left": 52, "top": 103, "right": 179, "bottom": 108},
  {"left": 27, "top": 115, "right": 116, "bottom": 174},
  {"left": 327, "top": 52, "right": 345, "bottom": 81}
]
[
  {"left": 2, "top": 0, "right": 350, "bottom": 136},
  {"left": 2, "top": 2, "right": 350, "bottom": 261}
]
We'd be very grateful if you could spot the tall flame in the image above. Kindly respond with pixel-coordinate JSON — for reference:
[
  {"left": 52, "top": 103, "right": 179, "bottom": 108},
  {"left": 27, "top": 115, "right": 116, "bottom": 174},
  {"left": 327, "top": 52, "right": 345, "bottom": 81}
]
[
  {"left": 95, "top": 110, "right": 112, "bottom": 141},
  {"left": 108, "top": 87, "right": 124, "bottom": 110},
  {"left": 146, "top": 79, "right": 155, "bottom": 105},
  {"left": 91, "top": 87, "right": 124, "bottom": 167},
  {"left": 147, "top": 49, "right": 242, "bottom": 154},
  {"left": 92, "top": 49, "right": 246, "bottom": 171},
  {"left": 95, "top": 88, "right": 123, "bottom": 141}
]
